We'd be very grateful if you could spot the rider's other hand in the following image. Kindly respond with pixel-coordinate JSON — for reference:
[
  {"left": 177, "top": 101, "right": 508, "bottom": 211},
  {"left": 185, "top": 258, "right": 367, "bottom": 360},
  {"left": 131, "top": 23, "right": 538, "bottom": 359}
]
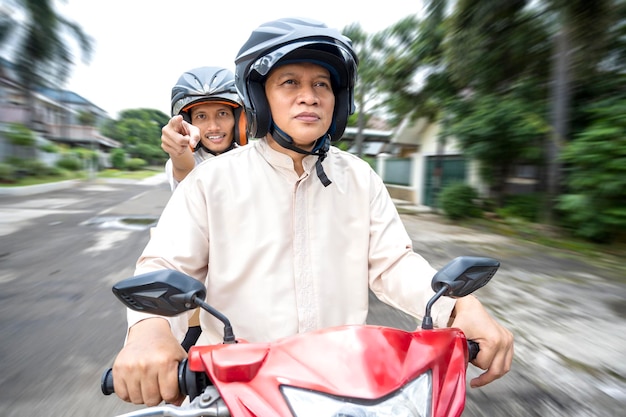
[
  {"left": 112, "top": 318, "right": 187, "bottom": 406},
  {"left": 450, "top": 295, "right": 514, "bottom": 388}
]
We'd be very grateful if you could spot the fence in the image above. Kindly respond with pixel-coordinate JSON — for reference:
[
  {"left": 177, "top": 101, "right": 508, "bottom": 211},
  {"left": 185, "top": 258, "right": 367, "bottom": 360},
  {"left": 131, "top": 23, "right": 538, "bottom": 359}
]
[{"left": 376, "top": 153, "right": 420, "bottom": 205}]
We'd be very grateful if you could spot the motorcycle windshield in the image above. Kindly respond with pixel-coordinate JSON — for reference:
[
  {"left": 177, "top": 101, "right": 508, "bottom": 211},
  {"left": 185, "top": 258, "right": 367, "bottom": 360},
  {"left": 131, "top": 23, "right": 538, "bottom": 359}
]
[{"left": 281, "top": 372, "right": 431, "bottom": 417}]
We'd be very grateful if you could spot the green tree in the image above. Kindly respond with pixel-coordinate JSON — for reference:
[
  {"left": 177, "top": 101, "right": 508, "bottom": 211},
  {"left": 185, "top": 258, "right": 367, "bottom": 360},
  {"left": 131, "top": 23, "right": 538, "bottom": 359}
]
[
  {"left": 102, "top": 108, "right": 169, "bottom": 165},
  {"left": 444, "top": 0, "right": 552, "bottom": 95},
  {"left": 376, "top": 13, "right": 451, "bottom": 124},
  {"left": 374, "top": 1, "right": 553, "bottom": 207},
  {"left": 0, "top": 0, "right": 93, "bottom": 129},
  {"left": 446, "top": 93, "right": 548, "bottom": 205},
  {"left": 379, "top": 0, "right": 624, "bottom": 223},
  {"left": 539, "top": 0, "right": 617, "bottom": 223},
  {"left": 557, "top": 98, "right": 626, "bottom": 242},
  {"left": 375, "top": 1, "right": 551, "bottom": 127},
  {"left": 342, "top": 22, "right": 388, "bottom": 156}
]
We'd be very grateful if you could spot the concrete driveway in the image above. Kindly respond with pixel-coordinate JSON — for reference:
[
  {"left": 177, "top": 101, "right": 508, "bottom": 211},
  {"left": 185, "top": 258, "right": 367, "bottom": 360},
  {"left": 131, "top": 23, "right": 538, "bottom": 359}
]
[{"left": 398, "top": 211, "right": 626, "bottom": 416}]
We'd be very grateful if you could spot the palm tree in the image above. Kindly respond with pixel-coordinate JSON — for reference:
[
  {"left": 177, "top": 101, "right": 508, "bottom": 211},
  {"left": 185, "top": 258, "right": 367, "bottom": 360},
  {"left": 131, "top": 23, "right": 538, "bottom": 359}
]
[
  {"left": 0, "top": 0, "right": 93, "bottom": 129},
  {"left": 342, "top": 22, "right": 386, "bottom": 157},
  {"left": 540, "top": 0, "right": 615, "bottom": 222}
]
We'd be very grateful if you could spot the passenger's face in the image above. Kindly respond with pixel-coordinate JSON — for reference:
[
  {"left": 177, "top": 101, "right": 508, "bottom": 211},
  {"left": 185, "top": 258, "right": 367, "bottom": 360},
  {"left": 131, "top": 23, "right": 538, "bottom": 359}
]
[
  {"left": 188, "top": 102, "right": 236, "bottom": 154},
  {"left": 264, "top": 62, "right": 335, "bottom": 150}
]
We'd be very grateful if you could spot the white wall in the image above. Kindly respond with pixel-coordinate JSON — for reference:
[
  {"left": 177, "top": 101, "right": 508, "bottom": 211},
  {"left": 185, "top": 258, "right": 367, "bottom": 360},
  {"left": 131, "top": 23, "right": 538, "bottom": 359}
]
[{"left": 382, "top": 116, "right": 488, "bottom": 206}]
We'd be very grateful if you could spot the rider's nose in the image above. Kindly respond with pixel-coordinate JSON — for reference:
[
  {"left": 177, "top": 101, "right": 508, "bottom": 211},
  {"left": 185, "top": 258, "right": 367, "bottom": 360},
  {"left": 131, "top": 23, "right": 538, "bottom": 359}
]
[{"left": 297, "top": 85, "right": 319, "bottom": 105}]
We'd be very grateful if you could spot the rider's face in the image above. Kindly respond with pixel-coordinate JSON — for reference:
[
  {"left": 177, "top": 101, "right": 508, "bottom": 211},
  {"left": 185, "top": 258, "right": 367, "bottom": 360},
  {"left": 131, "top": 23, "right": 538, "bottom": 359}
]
[
  {"left": 188, "top": 102, "right": 236, "bottom": 154},
  {"left": 264, "top": 62, "right": 335, "bottom": 150}
]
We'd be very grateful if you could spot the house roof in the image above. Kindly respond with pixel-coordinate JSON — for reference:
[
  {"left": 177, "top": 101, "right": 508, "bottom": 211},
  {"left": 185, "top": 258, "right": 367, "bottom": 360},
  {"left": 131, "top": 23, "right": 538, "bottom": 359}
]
[
  {"left": 37, "top": 87, "right": 107, "bottom": 113},
  {"left": 347, "top": 141, "right": 387, "bottom": 155},
  {"left": 343, "top": 127, "right": 394, "bottom": 141},
  {"left": 49, "top": 134, "right": 121, "bottom": 149}
]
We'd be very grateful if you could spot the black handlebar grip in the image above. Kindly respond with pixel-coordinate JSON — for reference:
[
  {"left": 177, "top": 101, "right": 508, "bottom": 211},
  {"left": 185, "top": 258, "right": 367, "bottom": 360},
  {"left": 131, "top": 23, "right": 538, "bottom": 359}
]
[
  {"left": 100, "top": 362, "right": 190, "bottom": 397},
  {"left": 101, "top": 367, "right": 114, "bottom": 395},
  {"left": 468, "top": 340, "right": 480, "bottom": 361}
]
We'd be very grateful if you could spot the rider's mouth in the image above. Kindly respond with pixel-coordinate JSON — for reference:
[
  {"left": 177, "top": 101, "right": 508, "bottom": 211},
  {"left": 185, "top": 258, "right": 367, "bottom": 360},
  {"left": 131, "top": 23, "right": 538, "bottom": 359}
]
[{"left": 207, "top": 135, "right": 225, "bottom": 142}]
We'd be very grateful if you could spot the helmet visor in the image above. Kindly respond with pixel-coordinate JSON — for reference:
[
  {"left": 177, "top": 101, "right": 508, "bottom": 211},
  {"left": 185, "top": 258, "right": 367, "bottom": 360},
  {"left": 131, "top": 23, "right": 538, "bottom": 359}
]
[
  {"left": 249, "top": 40, "right": 356, "bottom": 89},
  {"left": 182, "top": 100, "right": 240, "bottom": 113},
  {"left": 174, "top": 96, "right": 240, "bottom": 116}
]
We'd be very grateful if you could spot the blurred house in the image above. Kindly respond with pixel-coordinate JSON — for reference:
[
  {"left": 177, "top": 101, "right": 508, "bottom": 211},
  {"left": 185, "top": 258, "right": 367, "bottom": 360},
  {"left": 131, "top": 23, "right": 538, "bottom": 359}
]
[
  {"left": 337, "top": 117, "right": 478, "bottom": 208},
  {"left": 377, "top": 115, "right": 540, "bottom": 208},
  {"left": 340, "top": 115, "right": 436, "bottom": 158},
  {"left": 376, "top": 116, "right": 487, "bottom": 208},
  {"left": 341, "top": 127, "right": 394, "bottom": 156},
  {"left": 0, "top": 57, "right": 120, "bottom": 167}
]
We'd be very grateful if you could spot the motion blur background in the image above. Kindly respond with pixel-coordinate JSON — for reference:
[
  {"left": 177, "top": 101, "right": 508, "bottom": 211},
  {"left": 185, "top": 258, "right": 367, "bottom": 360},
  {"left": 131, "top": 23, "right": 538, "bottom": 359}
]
[
  {"left": 0, "top": 0, "right": 625, "bottom": 416},
  {"left": 2, "top": 0, "right": 625, "bottom": 243}
]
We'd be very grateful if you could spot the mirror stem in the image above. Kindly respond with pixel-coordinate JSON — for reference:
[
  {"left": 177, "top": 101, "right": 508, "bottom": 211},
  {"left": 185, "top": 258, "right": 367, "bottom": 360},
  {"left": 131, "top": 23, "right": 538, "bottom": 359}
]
[
  {"left": 192, "top": 295, "right": 237, "bottom": 343},
  {"left": 422, "top": 284, "right": 450, "bottom": 330}
]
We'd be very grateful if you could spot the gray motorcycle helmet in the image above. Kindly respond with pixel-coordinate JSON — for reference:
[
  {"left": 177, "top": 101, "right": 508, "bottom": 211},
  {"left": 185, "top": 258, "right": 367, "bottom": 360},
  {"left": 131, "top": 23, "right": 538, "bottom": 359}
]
[
  {"left": 234, "top": 17, "right": 359, "bottom": 141},
  {"left": 171, "top": 66, "right": 247, "bottom": 146}
]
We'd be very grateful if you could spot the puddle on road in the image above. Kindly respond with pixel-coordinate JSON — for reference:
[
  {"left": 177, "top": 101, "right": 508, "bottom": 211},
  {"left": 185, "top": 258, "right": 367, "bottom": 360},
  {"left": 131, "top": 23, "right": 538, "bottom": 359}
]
[
  {"left": 81, "top": 216, "right": 157, "bottom": 231},
  {"left": 608, "top": 299, "right": 626, "bottom": 320}
]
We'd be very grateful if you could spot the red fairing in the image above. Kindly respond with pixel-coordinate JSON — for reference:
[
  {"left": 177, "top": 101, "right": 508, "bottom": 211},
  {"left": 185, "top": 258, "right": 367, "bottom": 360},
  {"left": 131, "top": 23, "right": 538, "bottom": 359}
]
[{"left": 188, "top": 325, "right": 470, "bottom": 417}]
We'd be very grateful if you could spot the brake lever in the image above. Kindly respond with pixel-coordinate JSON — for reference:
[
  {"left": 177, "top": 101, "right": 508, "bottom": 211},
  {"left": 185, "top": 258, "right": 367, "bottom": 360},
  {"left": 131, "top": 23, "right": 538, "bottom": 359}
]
[{"left": 114, "top": 386, "right": 227, "bottom": 417}]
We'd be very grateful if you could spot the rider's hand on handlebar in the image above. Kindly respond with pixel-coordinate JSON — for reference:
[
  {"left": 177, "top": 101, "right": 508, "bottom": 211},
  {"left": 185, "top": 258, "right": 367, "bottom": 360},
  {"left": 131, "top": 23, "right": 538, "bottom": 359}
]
[
  {"left": 112, "top": 317, "right": 187, "bottom": 406},
  {"left": 450, "top": 295, "right": 514, "bottom": 388}
]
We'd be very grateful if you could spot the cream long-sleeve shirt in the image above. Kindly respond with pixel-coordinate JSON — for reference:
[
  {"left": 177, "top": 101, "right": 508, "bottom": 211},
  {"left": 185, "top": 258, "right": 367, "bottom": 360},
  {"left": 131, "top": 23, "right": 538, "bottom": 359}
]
[
  {"left": 164, "top": 148, "right": 213, "bottom": 191},
  {"left": 129, "top": 138, "right": 456, "bottom": 344}
]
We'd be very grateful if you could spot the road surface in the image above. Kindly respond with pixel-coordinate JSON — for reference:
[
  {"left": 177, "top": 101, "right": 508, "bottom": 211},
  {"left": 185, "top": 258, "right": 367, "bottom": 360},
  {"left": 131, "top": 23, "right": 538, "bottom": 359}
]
[{"left": 0, "top": 176, "right": 624, "bottom": 416}]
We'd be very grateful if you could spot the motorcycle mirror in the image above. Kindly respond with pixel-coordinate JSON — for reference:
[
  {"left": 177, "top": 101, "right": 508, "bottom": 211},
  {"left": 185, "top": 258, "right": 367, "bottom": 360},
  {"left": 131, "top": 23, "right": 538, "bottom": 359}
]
[
  {"left": 112, "top": 270, "right": 206, "bottom": 316},
  {"left": 431, "top": 256, "right": 500, "bottom": 297}
]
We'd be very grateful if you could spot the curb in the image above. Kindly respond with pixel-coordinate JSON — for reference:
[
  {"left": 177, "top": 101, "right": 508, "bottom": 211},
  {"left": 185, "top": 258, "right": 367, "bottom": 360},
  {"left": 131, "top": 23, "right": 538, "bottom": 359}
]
[
  {"left": 391, "top": 198, "right": 433, "bottom": 214},
  {"left": 0, "top": 173, "right": 168, "bottom": 197},
  {"left": 0, "top": 179, "right": 81, "bottom": 197}
]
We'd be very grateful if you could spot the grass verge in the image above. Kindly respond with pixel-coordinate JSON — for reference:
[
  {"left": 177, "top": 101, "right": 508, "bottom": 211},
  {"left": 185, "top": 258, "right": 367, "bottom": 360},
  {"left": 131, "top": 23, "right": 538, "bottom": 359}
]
[{"left": 0, "top": 167, "right": 161, "bottom": 187}]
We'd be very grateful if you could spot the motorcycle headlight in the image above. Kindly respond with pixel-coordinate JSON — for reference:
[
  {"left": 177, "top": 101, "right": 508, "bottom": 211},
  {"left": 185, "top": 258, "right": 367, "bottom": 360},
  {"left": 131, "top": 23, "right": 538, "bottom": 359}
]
[{"left": 281, "top": 372, "right": 431, "bottom": 417}]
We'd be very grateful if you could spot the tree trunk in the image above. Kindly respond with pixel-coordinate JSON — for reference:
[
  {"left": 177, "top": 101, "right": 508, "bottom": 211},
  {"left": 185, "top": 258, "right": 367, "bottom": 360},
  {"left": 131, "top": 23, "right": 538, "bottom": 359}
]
[
  {"left": 544, "top": 28, "right": 571, "bottom": 224},
  {"left": 353, "top": 109, "right": 367, "bottom": 157}
]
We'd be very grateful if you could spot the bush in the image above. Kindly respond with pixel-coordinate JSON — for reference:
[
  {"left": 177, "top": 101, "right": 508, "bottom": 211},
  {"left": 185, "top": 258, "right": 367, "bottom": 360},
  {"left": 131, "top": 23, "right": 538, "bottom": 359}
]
[
  {"left": 0, "top": 163, "right": 15, "bottom": 182},
  {"left": 4, "top": 158, "right": 51, "bottom": 177},
  {"left": 111, "top": 149, "right": 126, "bottom": 169},
  {"left": 439, "top": 183, "right": 483, "bottom": 220},
  {"left": 6, "top": 123, "right": 36, "bottom": 146},
  {"left": 56, "top": 157, "right": 82, "bottom": 171},
  {"left": 43, "top": 166, "right": 65, "bottom": 176},
  {"left": 20, "top": 159, "right": 51, "bottom": 176},
  {"left": 38, "top": 143, "right": 59, "bottom": 153},
  {"left": 497, "top": 194, "right": 542, "bottom": 222},
  {"left": 125, "top": 158, "right": 148, "bottom": 171}
]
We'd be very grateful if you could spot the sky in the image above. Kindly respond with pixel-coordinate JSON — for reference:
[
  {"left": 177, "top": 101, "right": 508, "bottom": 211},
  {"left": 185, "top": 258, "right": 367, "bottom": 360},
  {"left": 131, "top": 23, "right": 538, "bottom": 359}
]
[{"left": 54, "top": 0, "right": 425, "bottom": 118}]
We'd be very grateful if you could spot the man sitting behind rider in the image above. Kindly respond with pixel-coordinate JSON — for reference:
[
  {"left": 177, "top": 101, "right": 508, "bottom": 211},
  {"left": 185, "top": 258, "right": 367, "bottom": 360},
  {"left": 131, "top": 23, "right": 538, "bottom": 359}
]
[
  {"left": 160, "top": 66, "right": 247, "bottom": 348},
  {"left": 161, "top": 66, "right": 247, "bottom": 191}
]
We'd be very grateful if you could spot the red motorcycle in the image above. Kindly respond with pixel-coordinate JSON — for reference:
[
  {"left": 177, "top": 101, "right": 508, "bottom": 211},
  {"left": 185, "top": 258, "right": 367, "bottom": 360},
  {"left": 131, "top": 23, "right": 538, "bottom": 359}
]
[{"left": 102, "top": 256, "right": 499, "bottom": 417}]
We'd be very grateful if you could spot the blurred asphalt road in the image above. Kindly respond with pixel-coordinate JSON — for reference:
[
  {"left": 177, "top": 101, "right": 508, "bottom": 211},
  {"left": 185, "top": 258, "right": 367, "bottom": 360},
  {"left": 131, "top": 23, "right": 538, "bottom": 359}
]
[{"left": 0, "top": 174, "right": 624, "bottom": 416}]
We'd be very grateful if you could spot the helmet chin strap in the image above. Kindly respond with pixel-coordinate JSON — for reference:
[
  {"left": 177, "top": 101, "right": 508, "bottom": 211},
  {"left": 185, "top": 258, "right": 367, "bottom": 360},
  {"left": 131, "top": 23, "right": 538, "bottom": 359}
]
[{"left": 269, "top": 123, "right": 332, "bottom": 187}]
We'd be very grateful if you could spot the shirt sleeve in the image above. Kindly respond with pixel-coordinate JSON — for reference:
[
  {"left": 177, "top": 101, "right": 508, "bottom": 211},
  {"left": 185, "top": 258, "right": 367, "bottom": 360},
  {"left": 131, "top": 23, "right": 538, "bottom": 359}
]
[
  {"left": 164, "top": 158, "right": 180, "bottom": 191},
  {"left": 366, "top": 172, "right": 456, "bottom": 328},
  {"left": 125, "top": 310, "right": 190, "bottom": 344},
  {"left": 125, "top": 171, "right": 210, "bottom": 343}
]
